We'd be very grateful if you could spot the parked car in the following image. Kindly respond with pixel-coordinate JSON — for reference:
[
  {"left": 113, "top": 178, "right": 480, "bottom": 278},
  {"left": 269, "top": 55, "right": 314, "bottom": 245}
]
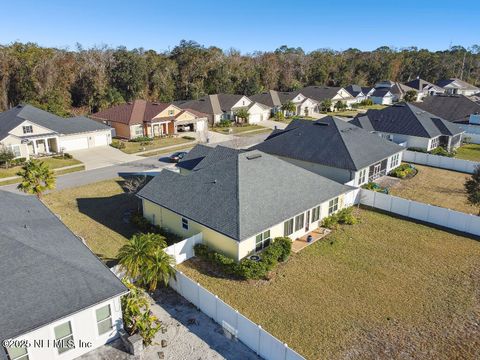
[{"left": 169, "top": 151, "right": 188, "bottom": 163}]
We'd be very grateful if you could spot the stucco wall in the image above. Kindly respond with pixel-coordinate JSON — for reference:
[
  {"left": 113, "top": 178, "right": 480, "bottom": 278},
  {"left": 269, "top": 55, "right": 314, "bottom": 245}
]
[{"left": 8, "top": 296, "right": 124, "bottom": 360}]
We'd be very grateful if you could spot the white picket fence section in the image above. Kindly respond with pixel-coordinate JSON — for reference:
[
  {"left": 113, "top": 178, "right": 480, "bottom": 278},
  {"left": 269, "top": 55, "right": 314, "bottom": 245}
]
[
  {"left": 169, "top": 271, "right": 304, "bottom": 360},
  {"left": 343, "top": 187, "right": 361, "bottom": 206},
  {"left": 360, "top": 189, "right": 480, "bottom": 237},
  {"left": 403, "top": 150, "right": 479, "bottom": 173},
  {"left": 164, "top": 233, "right": 203, "bottom": 264}
]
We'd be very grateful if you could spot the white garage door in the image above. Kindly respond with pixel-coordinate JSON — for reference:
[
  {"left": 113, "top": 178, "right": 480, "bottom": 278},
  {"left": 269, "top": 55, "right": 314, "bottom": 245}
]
[
  {"left": 249, "top": 114, "right": 262, "bottom": 124},
  {"left": 60, "top": 137, "right": 89, "bottom": 151},
  {"left": 94, "top": 134, "right": 108, "bottom": 146}
]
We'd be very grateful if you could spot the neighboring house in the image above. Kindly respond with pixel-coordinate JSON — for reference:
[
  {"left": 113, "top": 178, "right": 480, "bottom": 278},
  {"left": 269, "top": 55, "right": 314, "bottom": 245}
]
[
  {"left": 91, "top": 100, "right": 208, "bottom": 140},
  {"left": 361, "top": 86, "right": 375, "bottom": 98},
  {"left": 436, "top": 78, "right": 480, "bottom": 96},
  {"left": 370, "top": 89, "right": 394, "bottom": 105},
  {"left": 295, "top": 86, "right": 356, "bottom": 109},
  {"left": 253, "top": 116, "right": 404, "bottom": 185},
  {"left": 176, "top": 94, "right": 271, "bottom": 125},
  {"left": 351, "top": 103, "right": 464, "bottom": 151},
  {"left": 344, "top": 85, "right": 367, "bottom": 103},
  {"left": 375, "top": 80, "right": 416, "bottom": 102},
  {"left": 250, "top": 90, "right": 319, "bottom": 117},
  {"left": 413, "top": 95, "right": 480, "bottom": 124},
  {"left": 404, "top": 78, "right": 444, "bottom": 99},
  {"left": 137, "top": 147, "right": 353, "bottom": 261},
  {"left": 0, "top": 104, "right": 112, "bottom": 159},
  {"left": 0, "top": 191, "right": 127, "bottom": 360}
]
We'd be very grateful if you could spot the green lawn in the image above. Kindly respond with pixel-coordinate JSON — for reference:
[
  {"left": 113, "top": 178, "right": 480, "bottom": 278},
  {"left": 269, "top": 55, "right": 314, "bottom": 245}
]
[
  {"left": 211, "top": 124, "right": 266, "bottom": 134},
  {"left": 178, "top": 208, "right": 480, "bottom": 359},
  {"left": 456, "top": 144, "right": 480, "bottom": 162},
  {"left": 118, "top": 137, "right": 193, "bottom": 154},
  {"left": 324, "top": 104, "right": 388, "bottom": 118},
  {"left": 43, "top": 179, "right": 140, "bottom": 261},
  {"left": 0, "top": 156, "right": 82, "bottom": 179}
]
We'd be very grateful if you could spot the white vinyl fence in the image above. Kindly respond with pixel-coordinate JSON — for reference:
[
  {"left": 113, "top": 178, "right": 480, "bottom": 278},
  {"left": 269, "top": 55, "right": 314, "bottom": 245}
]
[
  {"left": 360, "top": 189, "right": 480, "bottom": 237},
  {"left": 164, "top": 233, "right": 203, "bottom": 264},
  {"left": 460, "top": 125, "right": 480, "bottom": 144},
  {"left": 403, "top": 150, "right": 479, "bottom": 174}
]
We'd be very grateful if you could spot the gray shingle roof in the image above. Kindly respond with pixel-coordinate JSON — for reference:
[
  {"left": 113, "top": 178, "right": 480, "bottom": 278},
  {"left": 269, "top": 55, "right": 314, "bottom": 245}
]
[
  {"left": 0, "top": 104, "right": 110, "bottom": 141},
  {"left": 177, "top": 144, "right": 214, "bottom": 170},
  {"left": 137, "top": 148, "right": 351, "bottom": 242},
  {"left": 0, "top": 191, "right": 127, "bottom": 342},
  {"left": 351, "top": 103, "right": 464, "bottom": 138},
  {"left": 413, "top": 95, "right": 480, "bottom": 123},
  {"left": 436, "top": 78, "right": 480, "bottom": 91},
  {"left": 294, "top": 86, "right": 342, "bottom": 102},
  {"left": 253, "top": 116, "right": 404, "bottom": 171},
  {"left": 345, "top": 85, "right": 364, "bottom": 97}
]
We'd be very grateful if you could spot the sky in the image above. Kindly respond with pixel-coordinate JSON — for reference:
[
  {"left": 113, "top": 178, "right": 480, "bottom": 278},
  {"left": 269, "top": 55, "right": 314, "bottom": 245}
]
[{"left": 0, "top": 0, "right": 478, "bottom": 53}]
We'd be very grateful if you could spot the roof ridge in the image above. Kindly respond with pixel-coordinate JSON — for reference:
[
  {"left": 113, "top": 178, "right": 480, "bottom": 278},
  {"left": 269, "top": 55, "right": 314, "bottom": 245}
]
[
  {"left": 235, "top": 153, "right": 241, "bottom": 241},
  {"left": 332, "top": 117, "right": 359, "bottom": 170}
]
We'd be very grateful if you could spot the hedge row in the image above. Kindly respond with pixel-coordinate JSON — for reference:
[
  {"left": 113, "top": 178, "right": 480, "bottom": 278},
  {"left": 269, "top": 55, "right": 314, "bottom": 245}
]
[{"left": 130, "top": 213, "right": 183, "bottom": 245}]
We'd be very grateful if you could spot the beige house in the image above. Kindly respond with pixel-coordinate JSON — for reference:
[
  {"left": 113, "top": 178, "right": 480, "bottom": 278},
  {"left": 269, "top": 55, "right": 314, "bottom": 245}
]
[
  {"left": 137, "top": 146, "right": 353, "bottom": 261},
  {"left": 250, "top": 90, "right": 320, "bottom": 117},
  {"left": 0, "top": 104, "right": 112, "bottom": 159}
]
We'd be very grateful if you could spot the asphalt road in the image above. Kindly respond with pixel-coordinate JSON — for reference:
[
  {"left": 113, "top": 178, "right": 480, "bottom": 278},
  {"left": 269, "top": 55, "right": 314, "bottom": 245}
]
[{"left": 0, "top": 132, "right": 270, "bottom": 193}]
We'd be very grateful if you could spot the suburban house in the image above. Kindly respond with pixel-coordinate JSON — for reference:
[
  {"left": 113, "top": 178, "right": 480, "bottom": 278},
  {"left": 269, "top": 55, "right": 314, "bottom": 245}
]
[
  {"left": 91, "top": 100, "right": 208, "bottom": 140},
  {"left": 0, "top": 191, "right": 127, "bottom": 360},
  {"left": 250, "top": 90, "right": 319, "bottom": 117},
  {"left": 404, "top": 78, "right": 444, "bottom": 99},
  {"left": 176, "top": 94, "right": 271, "bottom": 125},
  {"left": 253, "top": 117, "right": 404, "bottom": 185},
  {"left": 0, "top": 104, "right": 112, "bottom": 159},
  {"left": 296, "top": 86, "right": 356, "bottom": 108},
  {"left": 413, "top": 95, "right": 480, "bottom": 124},
  {"left": 436, "top": 78, "right": 480, "bottom": 96},
  {"left": 137, "top": 147, "right": 353, "bottom": 261},
  {"left": 361, "top": 86, "right": 375, "bottom": 98},
  {"left": 374, "top": 80, "right": 416, "bottom": 102},
  {"left": 351, "top": 103, "right": 464, "bottom": 151},
  {"left": 344, "top": 85, "right": 367, "bottom": 103},
  {"left": 370, "top": 88, "right": 394, "bottom": 105}
]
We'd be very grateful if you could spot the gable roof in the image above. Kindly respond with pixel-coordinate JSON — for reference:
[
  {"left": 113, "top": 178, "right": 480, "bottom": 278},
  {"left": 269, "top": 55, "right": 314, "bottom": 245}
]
[
  {"left": 295, "top": 86, "right": 345, "bottom": 102},
  {"left": 404, "top": 78, "right": 443, "bottom": 92},
  {"left": 345, "top": 85, "right": 364, "bottom": 97},
  {"left": 351, "top": 103, "right": 464, "bottom": 138},
  {"left": 436, "top": 78, "right": 480, "bottom": 91},
  {"left": 361, "top": 86, "right": 374, "bottom": 95},
  {"left": 0, "top": 191, "right": 127, "bottom": 342},
  {"left": 176, "top": 94, "right": 250, "bottom": 114},
  {"left": 413, "top": 95, "right": 480, "bottom": 123},
  {"left": 250, "top": 90, "right": 295, "bottom": 108},
  {"left": 137, "top": 148, "right": 351, "bottom": 242},
  {"left": 177, "top": 144, "right": 214, "bottom": 170},
  {"left": 0, "top": 104, "right": 110, "bottom": 141},
  {"left": 253, "top": 116, "right": 403, "bottom": 171},
  {"left": 91, "top": 100, "right": 171, "bottom": 125},
  {"left": 371, "top": 89, "right": 393, "bottom": 98}
]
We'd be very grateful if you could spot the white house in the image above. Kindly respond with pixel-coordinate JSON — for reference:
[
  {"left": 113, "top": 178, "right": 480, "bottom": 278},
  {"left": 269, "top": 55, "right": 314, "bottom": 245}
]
[
  {"left": 404, "top": 78, "right": 445, "bottom": 100},
  {"left": 436, "top": 78, "right": 480, "bottom": 96},
  {"left": 296, "top": 86, "right": 356, "bottom": 109},
  {"left": 0, "top": 104, "right": 112, "bottom": 159},
  {"left": 250, "top": 90, "right": 320, "bottom": 117},
  {"left": 0, "top": 191, "right": 128, "bottom": 360},
  {"left": 370, "top": 89, "right": 394, "bottom": 105}
]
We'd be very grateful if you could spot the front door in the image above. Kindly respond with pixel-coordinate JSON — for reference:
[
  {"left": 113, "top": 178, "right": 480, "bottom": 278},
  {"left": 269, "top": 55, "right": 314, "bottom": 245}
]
[
  {"left": 372, "top": 163, "right": 381, "bottom": 179},
  {"left": 305, "top": 210, "right": 310, "bottom": 232}
]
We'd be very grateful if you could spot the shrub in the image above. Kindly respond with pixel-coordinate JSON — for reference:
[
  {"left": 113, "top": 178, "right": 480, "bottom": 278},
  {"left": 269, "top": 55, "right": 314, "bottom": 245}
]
[
  {"left": 274, "top": 111, "right": 285, "bottom": 121},
  {"left": 131, "top": 136, "right": 153, "bottom": 143},
  {"left": 430, "top": 146, "right": 455, "bottom": 157},
  {"left": 218, "top": 119, "right": 232, "bottom": 128},
  {"left": 11, "top": 157, "right": 27, "bottom": 166},
  {"left": 337, "top": 207, "right": 357, "bottom": 225},
  {"left": 53, "top": 153, "right": 73, "bottom": 159},
  {"left": 194, "top": 243, "right": 210, "bottom": 258},
  {"left": 322, "top": 214, "right": 339, "bottom": 229},
  {"left": 130, "top": 213, "right": 182, "bottom": 245},
  {"left": 407, "top": 147, "right": 427, "bottom": 153},
  {"left": 261, "top": 244, "right": 282, "bottom": 268},
  {"left": 360, "top": 98, "right": 373, "bottom": 106},
  {"left": 237, "top": 259, "right": 268, "bottom": 280},
  {"left": 389, "top": 163, "right": 414, "bottom": 179},
  {"left": 111, "top": 140, "right": 126, "bottom": 149},
  {"left": 274, "top": 237, "right": 292, "bottom": 261},
  {"left": 182, "top": 135, "right": 196, "bottom": 140}
]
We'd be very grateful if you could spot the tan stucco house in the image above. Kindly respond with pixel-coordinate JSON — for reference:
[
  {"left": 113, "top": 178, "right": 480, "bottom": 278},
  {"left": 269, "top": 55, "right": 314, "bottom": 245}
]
[
  {"left": 137, "top": 146, "right": 354, "bottom": 261},
  {"left": 91, "top": 100, "right": 208, "bottom": 140}
]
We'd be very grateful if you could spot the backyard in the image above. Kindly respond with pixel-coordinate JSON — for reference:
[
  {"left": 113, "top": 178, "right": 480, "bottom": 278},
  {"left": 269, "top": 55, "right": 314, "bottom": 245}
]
[
  {"left": 178, "top": 208, "right": 480, "bottom": 359},
  {"left": 116, "top": 136, "right": 194, "bottom": 154},
  {"left": 456, "top": 143, "right": 480, "bottom": 162},
  {"left": 388, "top": 164, "right": 476, "bottom": 214},
  {"left": 43, "top": 178, "right": 140, "bottom": 262}
]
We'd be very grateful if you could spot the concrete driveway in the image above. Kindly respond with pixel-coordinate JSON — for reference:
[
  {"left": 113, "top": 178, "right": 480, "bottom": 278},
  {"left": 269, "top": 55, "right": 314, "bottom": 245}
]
[
  {"left": 69, "top": 146, "right": 142, "bottom": 170},
  {"left": 258, "top": 119, "right": 288, "bottom": 130}
]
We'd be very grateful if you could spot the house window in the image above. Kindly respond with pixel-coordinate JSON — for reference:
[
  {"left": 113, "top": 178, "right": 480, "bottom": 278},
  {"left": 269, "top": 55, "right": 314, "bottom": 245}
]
[
  {"left": 182, "top": 218, "right": 189, "bottom": 230},
  {"left": 96, "top": 304, "right": 113, "bottom": 335},
  {"left": 390, "top": 153, "right": 400, "bottom": 168},
  {"left": 358, "top": 168, "right": 368, "bottom": 185},
  {"left": 134, "top": 126, "right": 144, "bottom": 137},
  {"left": 5, "top": 347, "right": 29, "bottom": 360},
  {"left": 328, "top": 198, "right": 339, "bottom": 215},
  {"left": 311, "top": 206, "right": 321, "bottom": 222},
  {"left": 22, "top": 125, "right": 33, "bottom": 134},
  {"left": 430, "top": 137, "right": 440, "bottom": 150},
  {"left": 294, "top": 213, "right": 305, "bottom": 232},
  {"left": 283, "top": 218, "right": 294, "bottom": 236},
  {"left": 54, "top": 321, "right": 75, "bottom": 354},
  {"left": 255, "top": 230, "right": 271, "bottom": 252},
  {"left": 9, "top": 145, "right": 21, "bottom": 158}
]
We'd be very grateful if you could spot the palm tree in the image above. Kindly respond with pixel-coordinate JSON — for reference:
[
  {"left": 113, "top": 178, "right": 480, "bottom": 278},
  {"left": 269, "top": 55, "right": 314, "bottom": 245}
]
[
  {"left": 16, "top": 159, "right": 56, "bottom": 197},
  {"left": 142, "top": 249, "right": 176, "bottom": 291},
  {"left": 281, "top": 101, "right": 296, "bottom": 116}
]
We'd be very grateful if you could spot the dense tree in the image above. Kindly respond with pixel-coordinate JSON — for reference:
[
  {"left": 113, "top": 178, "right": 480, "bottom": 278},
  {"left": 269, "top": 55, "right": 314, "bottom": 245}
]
[
  {"left": 404, "top": 90, "right": 418, "bottom": 102},
  {"left": 1, "top": 41, "right": 480, "bottom": 115}
]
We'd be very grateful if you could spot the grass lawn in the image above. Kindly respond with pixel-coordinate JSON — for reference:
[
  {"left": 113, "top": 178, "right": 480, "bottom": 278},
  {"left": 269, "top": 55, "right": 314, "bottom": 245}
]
[
  {"left": 119, "top": 137, "right": 193, "bottom": 154},
  {"left": 235, "top": 128, "right": 273, "bottom": 137},
  {"left": 0, "top": 156, "right": 82, "bottom": 179},
  {"left": 388, "top": 164, "right": 476, "bottom": 214},
  {"left": 43, "top": 179, "right": 140, "bottom": 262},
  {"left": 178, "top": 208, "right": 480, "bottom": 359},
  {"left": 211, "top": 124, "right": 266, "bottom": 134},
  {"left": 456, "top": 143, "right": 480, "bottom": 162},
  {"left": 324, "top": 105, "right": 388, "bottom": 118}
]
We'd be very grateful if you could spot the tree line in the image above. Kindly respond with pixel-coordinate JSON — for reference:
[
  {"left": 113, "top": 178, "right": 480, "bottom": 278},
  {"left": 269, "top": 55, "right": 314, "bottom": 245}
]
[{"left": 1, "top": 41, "right": 479, "bottom": 115}]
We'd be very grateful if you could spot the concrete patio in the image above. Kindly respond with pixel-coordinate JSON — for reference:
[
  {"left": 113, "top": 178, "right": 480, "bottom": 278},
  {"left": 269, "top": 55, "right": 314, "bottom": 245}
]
[{"left": 291, "top": 227, "right": 331, "bottom": 253}]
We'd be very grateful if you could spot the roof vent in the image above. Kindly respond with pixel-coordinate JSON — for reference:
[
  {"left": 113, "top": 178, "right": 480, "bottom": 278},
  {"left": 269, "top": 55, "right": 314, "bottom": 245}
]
[
  {"left": 246, "top": 154, "right": 262, "bottom": 160},
  {"left": 212, "top": 179, "right": 217, "bottom": 184},
  {"left": 314, "top": 121, "right": 329, "bottom": 126}
]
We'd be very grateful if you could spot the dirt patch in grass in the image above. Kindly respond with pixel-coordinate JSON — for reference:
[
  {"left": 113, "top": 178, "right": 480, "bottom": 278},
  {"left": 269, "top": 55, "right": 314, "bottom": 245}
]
[
  {"left": 43, "top": 179, "right": 140, "bottom": 262},
  {"left": 178, "top": 209, "right": 480, "bottom": 359},
  {"left": 388, "top": 164, "right": 476, "bottom": 214},
  {"left": 456, "top": 144, "right": 480, "bottom": 162}
]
